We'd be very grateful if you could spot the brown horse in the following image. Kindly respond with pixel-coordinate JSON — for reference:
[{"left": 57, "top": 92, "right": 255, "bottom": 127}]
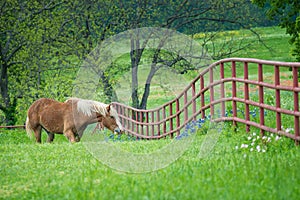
[{"left": 25, "top": 97, "right": 123, "bottom": 143}]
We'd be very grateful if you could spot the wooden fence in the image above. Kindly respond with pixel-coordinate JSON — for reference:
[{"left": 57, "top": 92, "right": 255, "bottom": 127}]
[{"left": 112, "top": 58, "right": 300, "bottom": 144}]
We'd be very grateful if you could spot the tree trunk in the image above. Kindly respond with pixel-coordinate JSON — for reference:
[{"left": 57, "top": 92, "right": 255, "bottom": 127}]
[
  {"left": 0, "top": 62, "right": 9, "bottom": 106},
  {"left": 100, "top": 72, "right": 118, "bottom": 103},
  {"left": 139, "top": 66, "right": 157, "bottom": 110},
  {"left": 0, "top": 62, "right": 17, "bottom": 125},
  {"left": 3, "top": 98, "right": 17, "bottom": 126},
  {"left": 130, "top": 34, "right": 143, "bottom": 109}
]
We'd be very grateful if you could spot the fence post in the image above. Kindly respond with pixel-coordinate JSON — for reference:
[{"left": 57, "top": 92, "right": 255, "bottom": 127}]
[
  {"left": 244, "top": 62, "right": 250, "bottom": 132},
  {"left": 274, "top": 65, "right": 281, "bottom": 132},
  {"left": 200, "top": 76, "right": 205, "bottom": 119},
  {"left": 135, "top": 111, "right": 139, "bottom": 134},
  {"left": 146, "top": 112, "right": 149, "bottom": 137},
  {"left": 140, "top": 111, "right": 143, "bottom": 135},
  {"left": 151, "top": 111, "right": 154, "bottom": 137},
  {"left": 232, "top": 61, "right": 237, "bottom": 127},
  {"left": 184, "top": 91, "right": 188, "bottom": 122},
  {"left": 258, "top": 63, "right": 265, "bottom": 137},
  {"left": 176, "top": 99, "right": 180, "bottom": 136},
  {"left": 209, "top": 68, "right": 214, "bottom": 118},
  {"left": 220, "top": 62, "right": 225, "bottom": 118},
  {"left": 192, "top": 82, "right": 196, "bottom": 121},
  {"left": 162, "top": 106, "right": 166, "bottom": 134},
  {"left": 293, "top": 66, "right": 299, "bottom": 145},
  {"left": 169, "top": 103, "right": 174, "bottom": 138}
]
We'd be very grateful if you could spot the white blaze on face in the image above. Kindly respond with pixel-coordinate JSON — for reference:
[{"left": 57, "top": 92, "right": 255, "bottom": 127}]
[{"left": 110, "top": 108, "right": 123, "bottom": 131}]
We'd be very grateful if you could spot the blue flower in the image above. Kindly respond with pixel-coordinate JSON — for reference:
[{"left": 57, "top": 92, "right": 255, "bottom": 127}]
[{"left": 176, "top": 135, "right": 183, "bottom": 140}]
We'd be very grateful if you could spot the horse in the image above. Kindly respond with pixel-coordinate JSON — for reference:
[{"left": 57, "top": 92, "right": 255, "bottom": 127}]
[{"left": 25, "top": 97, "right": 123, "bottom": 143}]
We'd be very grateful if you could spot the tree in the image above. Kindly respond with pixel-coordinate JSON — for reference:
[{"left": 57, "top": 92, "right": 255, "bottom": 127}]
[
  {"left": 110, "top": 0, "right": 269, "bottom": 110},
  {"left": 252, "top": 0, "right": 300, "bottom": 61},
  {"left": 0, "top": 0, "right": 119, "bottom": 125},
  {"left": 0, "top": 0, "right": 65, "bottom": 125},
  {"left": 0, "top": 0, "right": 273, "bottom": 125}
]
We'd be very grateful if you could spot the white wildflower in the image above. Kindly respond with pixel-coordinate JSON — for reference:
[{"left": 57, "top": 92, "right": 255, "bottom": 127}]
[
  {"left": 250, "top": 148, "right": 254, "bottom": 152},
  {"left": 275, "top": 135, "right": 280, "bottom": 141},
  {"left": 262, "top": 149, "right": 266, "bottom": 153},
  {"left": 253, "top": 132, "right": 257, "bottom": 136},
  {"left": 247, "top": 136, "right": 252, "bottom": 140},
  {"left": 286, "top": 128, "right": 294, "bottom": 133},
  {"left": 235, "top": 146, "right": 239, "bottom": 150},
  {"left": 241, "top": 144, "right": 249, "bottom": 148}
]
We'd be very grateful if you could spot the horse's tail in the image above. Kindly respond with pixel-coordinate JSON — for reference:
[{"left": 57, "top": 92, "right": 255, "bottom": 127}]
[{"left": 25, "top": 116, "right": 33, "bottom": 138}]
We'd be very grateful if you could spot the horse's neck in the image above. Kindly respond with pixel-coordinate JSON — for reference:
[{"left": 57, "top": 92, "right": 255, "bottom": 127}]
[{"left": 76, "top": 109, "right": 103, "bottom": 124}]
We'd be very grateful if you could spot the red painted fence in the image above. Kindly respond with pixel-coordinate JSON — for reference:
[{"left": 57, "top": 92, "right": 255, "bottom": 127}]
[{"left": 112, "top": 58, "right": 300, "bottom": 144}]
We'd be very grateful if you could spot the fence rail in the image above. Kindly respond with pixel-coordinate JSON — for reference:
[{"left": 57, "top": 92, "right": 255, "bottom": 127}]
[
  {"left": 0, "top": 125, "right": 25, "bottom": 129},
  {"left": 112, "top": 58, "right": 300, "bottom": 144}
]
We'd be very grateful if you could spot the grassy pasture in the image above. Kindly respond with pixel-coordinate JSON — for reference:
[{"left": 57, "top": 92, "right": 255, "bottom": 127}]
[
  {"left": 196, "top": 26, "right": 295, "bottom": 62},
  {"left": 1, "top": 26, "right": 300, "bottom": 199},
  {"left": 0, "top": 124, "right": 299, "bottom": 199}
]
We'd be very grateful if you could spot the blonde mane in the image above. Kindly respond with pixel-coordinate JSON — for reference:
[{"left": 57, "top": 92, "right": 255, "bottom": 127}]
[
  {"left": 66, "top": 97, "right": 108, "bottom": 117},
  {"left": 65, "top": 98, "right": 122, "bottom": 128}
]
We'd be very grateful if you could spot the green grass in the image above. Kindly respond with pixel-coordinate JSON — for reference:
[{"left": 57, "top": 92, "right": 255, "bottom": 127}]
[
  {"left": 0, "top": 124, "right": 299, "bottom": 199},
  {"left": 232, "top": 27, "right": 294, "bottom": 61},
  {"left": 196, "top": 26, "right": 295, "bottom": 62}
]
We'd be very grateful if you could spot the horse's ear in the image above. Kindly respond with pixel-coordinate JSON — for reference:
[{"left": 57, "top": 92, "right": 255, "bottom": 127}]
[{"left": 106, "top": 104, "right": 111, "bottom": 113}]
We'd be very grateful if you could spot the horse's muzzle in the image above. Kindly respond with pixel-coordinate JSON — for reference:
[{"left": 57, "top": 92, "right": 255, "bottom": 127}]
[{"left": 114, "top": 127, "right": 121, "bottom": 134}]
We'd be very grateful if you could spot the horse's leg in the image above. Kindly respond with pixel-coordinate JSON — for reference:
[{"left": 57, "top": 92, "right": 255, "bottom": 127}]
[
  {"left": 46, "top": 132, "right": 55, "bottom": 143},
  {"left": 33, "top": 126, "right": 42, "bottom": 143},
  {"left": 64, "top": 129, "right": 77, "bottom": 143},
  {"left": 77, "top": 125, "right": 87, "bottom": 141},
  {"left": 75, "top": 130, "right": 85, "bottom": 142}
]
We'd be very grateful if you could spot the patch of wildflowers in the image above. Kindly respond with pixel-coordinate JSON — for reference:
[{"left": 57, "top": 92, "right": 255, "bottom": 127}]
[
  {"left": 235, "top": 131, "right": 284, "bottom": 154},
  {"left": 176, "top": 118, "right": 206, "bottom": 140},
  {"left": 285, "top": 128, "right": 294, "bottom": 133}
]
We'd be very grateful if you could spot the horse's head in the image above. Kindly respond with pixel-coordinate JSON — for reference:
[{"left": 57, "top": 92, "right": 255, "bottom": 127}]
[
  {"left": 71, "top": 98, "right": 124, "bottom": 134},
  {"left": 100, "top": 104, "right": 124, "bottom": 134}
]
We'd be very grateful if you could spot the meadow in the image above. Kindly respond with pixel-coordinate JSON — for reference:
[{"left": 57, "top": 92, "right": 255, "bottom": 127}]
[
  {"left": 1, "top": 124, "right": 299, "bottom": 199},
  {"left": 1, "top": 26, "right": 299, "bottom": 199}
]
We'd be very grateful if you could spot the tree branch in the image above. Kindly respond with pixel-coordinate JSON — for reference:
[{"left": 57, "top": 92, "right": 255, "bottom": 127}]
[
  {"left": 30, "top": 1, "right": 65, "bottom": 17},
  {"left": 5, "top": 42, "right": 25, "bottom": 63}
]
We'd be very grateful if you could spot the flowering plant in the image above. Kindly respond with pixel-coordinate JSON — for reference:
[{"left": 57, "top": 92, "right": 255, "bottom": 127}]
[{"left": 235, "top": 127, "right": 294, "bottom": 154}]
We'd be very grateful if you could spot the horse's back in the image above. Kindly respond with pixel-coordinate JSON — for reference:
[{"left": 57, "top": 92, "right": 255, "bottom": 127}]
[
  {"left": 27, "top": 98, "right": 72, "bottom": 133},
  {"left": 28, "top": 98, "right": 58, "bottom": 114}
]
